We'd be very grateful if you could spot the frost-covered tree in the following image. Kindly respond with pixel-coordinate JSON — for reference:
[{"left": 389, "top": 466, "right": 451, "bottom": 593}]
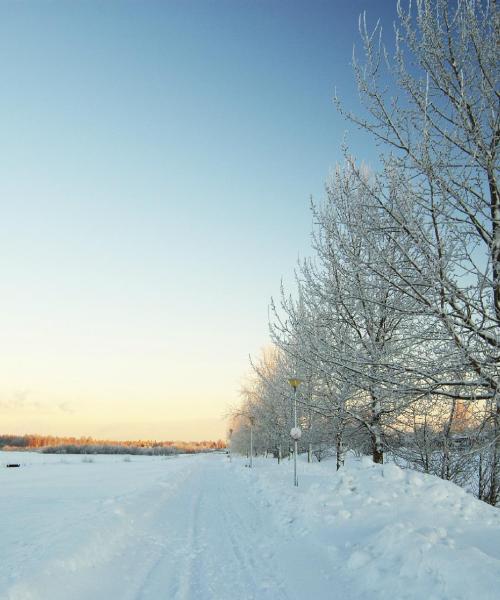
[
  {"left": 248, "top": 346, "right": 294, "bottom": 460},
  {"left": 322, "top": 168, "right": 424, "bottom": 462},
  {"left": 233, "top": 0, "right": 498, "bottom": 504},
  {"left": 336, "top": 0, "right": 499, "bottom": 503},
  {"left": 269, "top": 290, "right": 343, "bottom": 464},
  {"left": 270, "top": 165, "right": 425, "bottom": 465},
  {"left": 230, "top": 346, "right": 305, "bottom": 461}
]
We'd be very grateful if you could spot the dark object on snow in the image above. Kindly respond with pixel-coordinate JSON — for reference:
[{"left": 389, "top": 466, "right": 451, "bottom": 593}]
[{"left": 6, "top": 464, "right": 20, "bottom": 468}]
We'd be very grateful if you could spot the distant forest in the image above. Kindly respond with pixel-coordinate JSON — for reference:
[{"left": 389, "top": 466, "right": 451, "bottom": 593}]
[{"left": 0, "top": 434, "right": 226, "bottom": 455}]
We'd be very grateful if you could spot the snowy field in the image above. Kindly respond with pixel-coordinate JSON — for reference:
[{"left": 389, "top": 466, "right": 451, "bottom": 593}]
[{"left": 1, "top": 451, "right": 499, "bottom": 600}]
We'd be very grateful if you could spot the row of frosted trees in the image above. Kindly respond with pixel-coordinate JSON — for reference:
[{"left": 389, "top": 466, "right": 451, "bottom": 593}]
[{"left": 231, "top": 0, "right": 499, "bottom": 505}]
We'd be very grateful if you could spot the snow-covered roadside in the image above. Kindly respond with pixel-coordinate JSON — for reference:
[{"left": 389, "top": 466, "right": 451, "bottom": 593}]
[
  {"left": 232, "top": 454, "right": 500, "bottom": 600},
  {"left": 1, "top": 450, "right": 499, "bottom": 599},
  {"left": 0, "top": 452, "right": 199, "bottom": 600}
]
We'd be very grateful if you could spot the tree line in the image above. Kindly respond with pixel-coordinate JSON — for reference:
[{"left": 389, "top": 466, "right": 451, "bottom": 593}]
[
  {"left": 231, "top": 0, "right": 499, "bottom": 505},
  {"left": 0, "top": 433, "right": 226, "bottom": 454}
]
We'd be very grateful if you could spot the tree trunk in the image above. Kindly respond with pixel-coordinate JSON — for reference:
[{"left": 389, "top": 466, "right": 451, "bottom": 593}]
[
  {"left": 487, "top": 397, "right": 500, "bottom": 506},
  {"left": 371, "top": 393, "right": 383, "bottom": 464},
  {"left": 336, "top": 430, "right": 345, "bottom": 470},
  {"left": 371, "top": 430, "right": 384, "bottom": 464},
  {"left": 440, "top": 399, "right": 456, "bottom": 481},
  {"left": 478, "top": 451, "right": 484, "bottom": 501}
]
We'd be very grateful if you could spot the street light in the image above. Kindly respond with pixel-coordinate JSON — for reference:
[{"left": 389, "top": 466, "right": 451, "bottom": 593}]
[
  {"left": 249, "top": 416, "right": 255, "bottom": 468},
  {"left": 288, "top": 377, "right": 303, "bottom": 486},
  {"left": 228, "top": 428, "right": 233, "bottom": 463}
]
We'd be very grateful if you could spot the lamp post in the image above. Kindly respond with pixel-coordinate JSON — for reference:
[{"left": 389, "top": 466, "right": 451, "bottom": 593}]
[
  {"left": 289, "top": 378, "right": 302, "bottom": 486},
  {"left": 249, "top": 416, "right": 255, "bottom": 468}
]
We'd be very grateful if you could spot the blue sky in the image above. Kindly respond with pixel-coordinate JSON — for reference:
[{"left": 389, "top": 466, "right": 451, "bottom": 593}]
[{"left": 0, "top": 0, "right": 398, "bottom": 440}]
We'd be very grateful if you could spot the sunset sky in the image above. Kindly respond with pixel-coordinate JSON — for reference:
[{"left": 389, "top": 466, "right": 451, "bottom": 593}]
[{"left": 0, "top": 0, "right": 396, "bottom": 441}]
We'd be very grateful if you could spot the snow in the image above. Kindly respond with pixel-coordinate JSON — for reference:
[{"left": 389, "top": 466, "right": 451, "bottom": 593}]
[{"left": 1, "top": 451, "right": 499, "bottom": 599}]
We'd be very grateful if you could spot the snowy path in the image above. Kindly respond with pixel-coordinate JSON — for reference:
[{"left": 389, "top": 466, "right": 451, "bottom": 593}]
[
  {"left": 2, "top": 451, "right": 500, "bottom": 600},
  {"left": 123, "top": 458, "right": 296, "bottom": 600},
  {"left": 1, "top": 453, "right": 340, "bottom": 600}
]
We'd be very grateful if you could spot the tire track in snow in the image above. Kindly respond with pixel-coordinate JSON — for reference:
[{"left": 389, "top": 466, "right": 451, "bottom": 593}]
[
  {"left": 202, "top": 463, "right": 290, "bottom": 600},
  {"left": 137, "top": 458, "right": 289, "bottom": 600},
  {"left": 170, "top": 489, "right": 204, "bottom": 600}
]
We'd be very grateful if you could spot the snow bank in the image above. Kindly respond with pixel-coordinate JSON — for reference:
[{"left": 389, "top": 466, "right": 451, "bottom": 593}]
[{"left": 233, "top": 454, "right": 500, "bottom": 600}]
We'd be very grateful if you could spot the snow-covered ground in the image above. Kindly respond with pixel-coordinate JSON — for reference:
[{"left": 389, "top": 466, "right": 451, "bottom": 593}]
[{"left": 1, "top": 451, "right": 499, "bottom": 600}]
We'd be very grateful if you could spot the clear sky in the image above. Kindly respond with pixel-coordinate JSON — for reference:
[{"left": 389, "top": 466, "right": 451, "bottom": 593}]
[{"left": 0, "top": 0, "right": 397, "bottom": 441}]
